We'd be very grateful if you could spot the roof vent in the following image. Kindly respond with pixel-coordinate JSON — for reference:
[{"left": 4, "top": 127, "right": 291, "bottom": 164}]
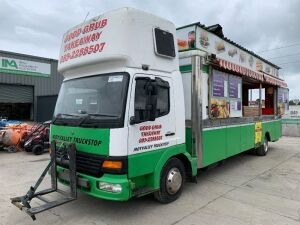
[{"left": 206, "top": 24, "right": 224, "bottom": 38}]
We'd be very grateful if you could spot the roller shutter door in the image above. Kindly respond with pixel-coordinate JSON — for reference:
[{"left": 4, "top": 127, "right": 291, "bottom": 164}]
[{"left": 0, "top": 84, "right": 33, "bottom": 103}]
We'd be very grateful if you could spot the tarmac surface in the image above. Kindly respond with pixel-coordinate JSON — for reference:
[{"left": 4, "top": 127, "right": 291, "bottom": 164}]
[{"left": 1, "top": 136, "right": 300, "bottom": 225}]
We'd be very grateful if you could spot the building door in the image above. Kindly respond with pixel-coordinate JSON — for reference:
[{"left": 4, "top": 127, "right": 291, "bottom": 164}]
[{"left": 0, "top": 84, "right": 33, "bottom": 120}]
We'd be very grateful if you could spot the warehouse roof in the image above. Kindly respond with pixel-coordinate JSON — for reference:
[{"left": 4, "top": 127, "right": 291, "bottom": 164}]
[{"left": 0, "top": 50, "right": 57, "bottom": 63}]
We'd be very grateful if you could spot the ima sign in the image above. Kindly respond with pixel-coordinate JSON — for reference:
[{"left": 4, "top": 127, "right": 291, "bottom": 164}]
[
  {"left": 0, "top": 57, "right": 51, "bottom": 77},
  {"left": 1, "top": 59, "right": 18, "bottom": 69}
]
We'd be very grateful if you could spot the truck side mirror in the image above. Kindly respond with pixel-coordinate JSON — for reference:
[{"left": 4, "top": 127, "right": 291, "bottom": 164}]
[
  {"left": 129, "top": 116, "right": 137, "bottom": 125},
  {"left": 131, "top": 78, "right": 158, "bottom": 125},
  {"left": 148, "top": 95, "right": 157, "bottom": 121},
  {"left": 145, "top": 81, "right": 158, "bottom": 121}
]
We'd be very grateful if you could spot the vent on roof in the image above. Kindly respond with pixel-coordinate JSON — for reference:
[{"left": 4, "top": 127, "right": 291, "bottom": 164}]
[{"left": 206, "top": 24, "right": 224, "bottom": 38}]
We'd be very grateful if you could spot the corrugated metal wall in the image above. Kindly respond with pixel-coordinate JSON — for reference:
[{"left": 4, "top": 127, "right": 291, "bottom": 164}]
[
  {"left": 0, "top": 84, "right": 33, "bottom": 103},
  {"left": 0, "top": 50, "right": 64, "bottom": 120}
]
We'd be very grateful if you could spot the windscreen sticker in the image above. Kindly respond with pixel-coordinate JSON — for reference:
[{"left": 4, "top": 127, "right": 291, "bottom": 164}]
[
  {"left": 108, "top": 75, "right": 123, "bottom": 82},
  {"left": 76, "top": 99, "right": 83, "bottom": 104}
]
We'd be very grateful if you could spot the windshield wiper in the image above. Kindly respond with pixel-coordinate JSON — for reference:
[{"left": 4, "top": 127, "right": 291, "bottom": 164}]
[
  {"left": 87, "top": 113, "right": 119, "bottom": 117},
  {"left": 52, "top": 113, "right": 82, "bottom": 124},
  {"left": 57, "top": 113, "right": 81, "bottom": 118},
  {"left": 76, "top": 113, "right": 119, "bottom": 127}
]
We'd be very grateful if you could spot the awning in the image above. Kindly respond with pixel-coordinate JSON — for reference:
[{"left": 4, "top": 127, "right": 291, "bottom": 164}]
[
  {"left": 263, "top": 74, "right": 288, "bottom": 88},
  {"left": 217, "top": 59, "right": 287, "bottom": 88}
]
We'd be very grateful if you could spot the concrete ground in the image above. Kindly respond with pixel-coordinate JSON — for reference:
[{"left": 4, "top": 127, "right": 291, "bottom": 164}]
[{"left": 1, "top": 136, "right": 300, "bottom": 225}]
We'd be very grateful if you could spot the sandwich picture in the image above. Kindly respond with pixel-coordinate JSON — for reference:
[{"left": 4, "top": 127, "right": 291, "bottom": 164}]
[
  {"left": 249, "top": 56, "right": 254, "bottom": 67},
  {"left": 200, "top": 31, "right": 209, "bottom": 48},
  {"left": 215, "top": 41, "right": 225, "bottom": 53},
  {"left": 228, "top": 48, "right": 237, "bottom": 57},
  {"left": 239, "top": 52, "right": 246, "bottom": 63}
]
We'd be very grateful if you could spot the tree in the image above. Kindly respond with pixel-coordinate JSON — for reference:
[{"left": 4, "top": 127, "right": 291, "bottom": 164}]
[{"left": 289, "top": 100, "right": 296, "bottom": 105}]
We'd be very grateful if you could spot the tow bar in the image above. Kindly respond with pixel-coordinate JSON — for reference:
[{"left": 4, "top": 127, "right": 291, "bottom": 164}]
[{"left": 11, "top": 141, "right": 77, "bottom": 220}]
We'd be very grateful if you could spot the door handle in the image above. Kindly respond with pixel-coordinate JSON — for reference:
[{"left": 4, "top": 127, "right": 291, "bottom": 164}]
[{"left": 165, "top": 132, "right": 175, "bottom": 137}]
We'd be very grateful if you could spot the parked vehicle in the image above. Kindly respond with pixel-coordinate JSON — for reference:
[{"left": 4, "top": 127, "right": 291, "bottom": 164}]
[
  {"left": 23, "top": 121, "right": 50, "bottom": 155},
  {"left": 0, "top": 121, "right": 33, "bottom": 153},
  {"left": 12, "top": 7, "right": 288, "bottom": 220}
]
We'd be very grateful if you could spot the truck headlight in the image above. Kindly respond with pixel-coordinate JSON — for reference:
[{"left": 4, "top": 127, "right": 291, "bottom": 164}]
[{"left": 97, "top": 182, "right": 122, "bottom": 193}]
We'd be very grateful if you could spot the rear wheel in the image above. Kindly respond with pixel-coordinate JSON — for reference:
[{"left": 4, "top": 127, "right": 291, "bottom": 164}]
[
  {"left": 32, "top": 145, "right": 44, "bottom": 155},
  {"left": 256, "top": 136, "right": 269, "bottom": 156},
  {"left": 154, "top": 158, "right": 185, "bottom": 203}
]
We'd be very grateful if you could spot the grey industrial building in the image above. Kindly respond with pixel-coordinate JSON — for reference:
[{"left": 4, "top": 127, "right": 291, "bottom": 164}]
[{"left": 0, "top": 50, "right": 63, "bottom": 122}]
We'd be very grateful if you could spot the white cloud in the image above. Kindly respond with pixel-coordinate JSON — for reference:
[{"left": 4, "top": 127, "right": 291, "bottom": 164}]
[{"left": 0, "top": 0, "right": 299, "bottom": 98}]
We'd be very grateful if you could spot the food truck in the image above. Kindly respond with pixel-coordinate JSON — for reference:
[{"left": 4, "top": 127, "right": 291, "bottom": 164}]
[{"left": 12, "top": 7, "right": 288, "bottom": 220}]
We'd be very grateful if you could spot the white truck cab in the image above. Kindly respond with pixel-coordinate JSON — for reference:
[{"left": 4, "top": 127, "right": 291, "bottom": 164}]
[{"left": 53, "top": 7, "right": 189, "bottom": 202}]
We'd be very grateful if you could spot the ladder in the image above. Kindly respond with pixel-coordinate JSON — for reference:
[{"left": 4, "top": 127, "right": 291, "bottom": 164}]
[{"left": 11, "top": 141, "right": 77, "bottom": 220}]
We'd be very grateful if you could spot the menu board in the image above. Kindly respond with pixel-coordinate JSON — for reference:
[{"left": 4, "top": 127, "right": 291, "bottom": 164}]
[
  {"left": 211, "top": 70, "right": 242, "bottom": 118},
  {"left": 211, "top": 70, "right": 229, "bottom": 118},
  {"left": 212, "top": 70, "right": 228, "bottom": 97},
  {"left": 229, "top": 76, "right": 241, "bottom": 98}
]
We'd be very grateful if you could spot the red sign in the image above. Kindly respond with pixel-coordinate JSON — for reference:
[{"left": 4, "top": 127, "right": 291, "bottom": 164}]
[
  {"left": 138, "top": 124, "right": 162, "bottom": 143},
  {"left": 59, "top": 18, "right": 108, "bottom": 64}
]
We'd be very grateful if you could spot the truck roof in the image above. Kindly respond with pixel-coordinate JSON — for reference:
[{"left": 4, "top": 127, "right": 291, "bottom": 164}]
[{"left": 58, "top": 7, "right": 178, "bottom": 78}]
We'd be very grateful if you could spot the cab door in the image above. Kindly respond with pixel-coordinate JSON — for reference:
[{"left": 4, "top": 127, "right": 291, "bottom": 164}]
[{"left": 128, "top": 74, "right": 176, "bottom": 155}]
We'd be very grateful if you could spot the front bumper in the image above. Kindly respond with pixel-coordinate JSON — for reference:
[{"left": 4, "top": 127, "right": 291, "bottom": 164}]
[{"left": 57, "top": 166, "right": 132, "bottom": 201}]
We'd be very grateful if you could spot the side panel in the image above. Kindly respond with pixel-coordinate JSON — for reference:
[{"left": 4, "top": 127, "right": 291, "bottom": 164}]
[
  {"left": 226, "top": 125, "right": 241, "bottom": 158},
  {"left": 202, "top": 123, "right": 255, "bottom": 167},
  {"left": 241, "top": 124, "right": 255, "bottom": 150},
  {"left": 262, "top": 119, "right": 282, "bottom": 141},
  {"left": 202, "top": 127, "right": 227, "bottom": 167}
]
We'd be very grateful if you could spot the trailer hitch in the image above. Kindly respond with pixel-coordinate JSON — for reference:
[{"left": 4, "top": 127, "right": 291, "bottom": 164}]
[{"left": 11, "top": 141, "right": 77, "bottom": 220}]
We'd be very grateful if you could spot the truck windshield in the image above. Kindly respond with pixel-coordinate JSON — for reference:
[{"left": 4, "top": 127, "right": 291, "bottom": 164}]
[{"left": 53, "top": 73, "right": 129, "bottom": 128}]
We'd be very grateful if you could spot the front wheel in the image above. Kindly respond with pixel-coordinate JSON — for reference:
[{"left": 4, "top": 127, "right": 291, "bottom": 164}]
[
  {"left": 32, "top": 145, "right": 44, "bottom": 155},
  {"left": 256, "top": 136, "right": 269, "bottom": 156},
  {"left": 154, "top": 158, "right": 185, "bottom": 203}
]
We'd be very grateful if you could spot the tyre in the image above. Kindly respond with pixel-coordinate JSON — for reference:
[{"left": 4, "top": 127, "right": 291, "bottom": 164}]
[
  {"left": 154, "top": 157, "right": 185, "bottom": 203},
  {"left": 32, "top": 145, "right": 44, "bottom": 155},
  {"left": 24, "top": 147, "right": 32, "bottom": 152},
  {"left": 256, "top": 136, "right": 269, "bottom": 156}
]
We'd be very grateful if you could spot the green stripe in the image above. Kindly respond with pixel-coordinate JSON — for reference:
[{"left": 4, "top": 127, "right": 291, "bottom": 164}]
[
  {"left": 202, "top": 65, "right": 209, "bottom": 73},
  {"left": 180, "top": 64, "right": 192, "bottom": 72},
  {"left": 180, "top": 64, "right": 209, "bottom": 73},
  {"left": 0, "top": 68, "right": 50, "bottom": 77}
]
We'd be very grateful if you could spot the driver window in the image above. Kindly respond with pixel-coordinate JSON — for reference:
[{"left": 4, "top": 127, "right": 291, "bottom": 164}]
[
  {"left": 134, "top": 79, "right": 148, "bottom": 121},
  {"left": 134, "top": 78, "right": 170, "bottom": 122}
]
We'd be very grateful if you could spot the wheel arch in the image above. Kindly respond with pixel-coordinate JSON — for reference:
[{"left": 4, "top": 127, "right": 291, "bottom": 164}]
[
  {"left": 265, "top": 131, "right": 271, "bottom": 141},
  {"left": 151, "top": 145, "right": 197, "bottom": 189}
]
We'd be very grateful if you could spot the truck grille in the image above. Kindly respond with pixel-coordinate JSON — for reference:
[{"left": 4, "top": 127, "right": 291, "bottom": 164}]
[
  {"left": 56, "top": 149, "right": 104, "bottom": 177},
  {"left": 76, "top": 151, "right": 104, "bottom": 177}
]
